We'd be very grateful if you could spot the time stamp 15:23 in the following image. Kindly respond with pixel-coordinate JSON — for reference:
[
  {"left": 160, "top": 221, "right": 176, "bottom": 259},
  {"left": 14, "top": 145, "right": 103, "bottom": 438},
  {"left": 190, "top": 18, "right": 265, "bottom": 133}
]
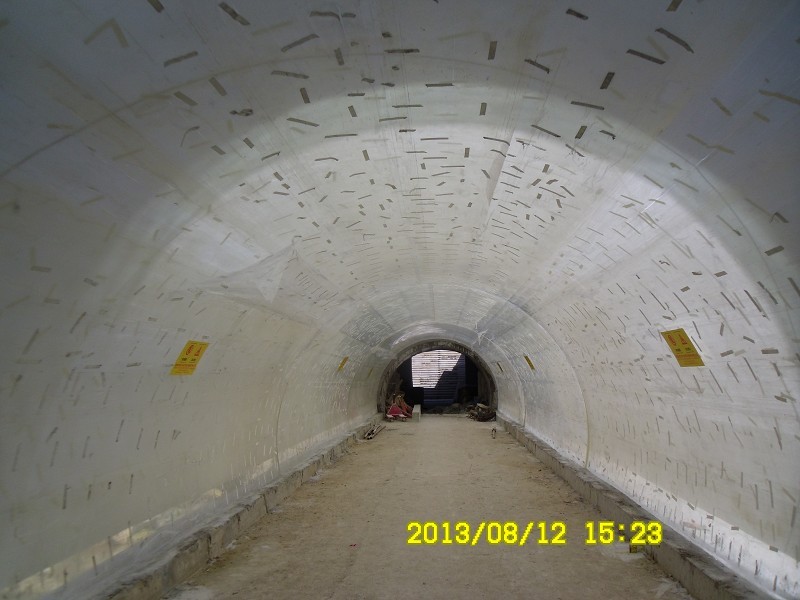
[{"left": 406, "top": 521, "right": 663, "bottom": 546}]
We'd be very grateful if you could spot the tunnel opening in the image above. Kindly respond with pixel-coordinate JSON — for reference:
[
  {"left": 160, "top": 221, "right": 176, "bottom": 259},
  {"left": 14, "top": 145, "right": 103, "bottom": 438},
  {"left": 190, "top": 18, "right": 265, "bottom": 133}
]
[
  {"left": 377, "top": 340, "right": 497, "bottom": 416},
  {"left": 410, "top": 349, "right": 467, "bottom": 408}
]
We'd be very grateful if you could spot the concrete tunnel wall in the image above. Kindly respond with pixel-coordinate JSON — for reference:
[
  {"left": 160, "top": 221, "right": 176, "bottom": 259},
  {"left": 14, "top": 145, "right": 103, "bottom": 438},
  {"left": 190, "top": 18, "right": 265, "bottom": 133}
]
[{"left": 0, "top": 1, "right": 798, "bottom": 598}]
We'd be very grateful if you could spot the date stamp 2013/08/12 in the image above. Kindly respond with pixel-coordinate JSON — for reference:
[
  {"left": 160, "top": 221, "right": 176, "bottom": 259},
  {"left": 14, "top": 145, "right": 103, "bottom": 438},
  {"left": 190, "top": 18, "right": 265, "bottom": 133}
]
[{"left": 406, "top": 521, "right": 663, "bottom": 546}]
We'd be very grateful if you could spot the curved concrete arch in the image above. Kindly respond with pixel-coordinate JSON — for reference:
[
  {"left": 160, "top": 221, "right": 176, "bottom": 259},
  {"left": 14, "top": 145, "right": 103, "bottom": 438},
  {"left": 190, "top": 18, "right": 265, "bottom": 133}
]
[
  {"left": 0, "top": 1, "right": 798, "bottom": 598},
  {"left": 344, "top": 289, "right": 592, "bottom": 461}
]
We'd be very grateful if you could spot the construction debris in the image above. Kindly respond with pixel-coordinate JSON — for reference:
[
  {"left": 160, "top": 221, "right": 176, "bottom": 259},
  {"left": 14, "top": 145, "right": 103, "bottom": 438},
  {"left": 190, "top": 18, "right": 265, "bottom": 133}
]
[
  {"left": 364, "top": 424, "right": 385, "bottom": 440},
  {"left": 467, "top": 403, "right": 496, "bottom": 422}
]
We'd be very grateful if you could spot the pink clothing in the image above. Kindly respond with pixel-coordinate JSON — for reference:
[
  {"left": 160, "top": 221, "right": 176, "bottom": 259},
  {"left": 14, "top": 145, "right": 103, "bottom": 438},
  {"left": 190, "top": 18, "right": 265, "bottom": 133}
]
[{"left": 387, "top": 405, "right": 405, "bottom": 417}]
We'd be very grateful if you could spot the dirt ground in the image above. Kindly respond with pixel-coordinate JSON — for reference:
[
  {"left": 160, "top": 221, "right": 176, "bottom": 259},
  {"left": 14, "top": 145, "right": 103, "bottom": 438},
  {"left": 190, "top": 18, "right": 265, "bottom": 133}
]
[{"left": 165, "top": 416, "right": 693, "bottom": 600}]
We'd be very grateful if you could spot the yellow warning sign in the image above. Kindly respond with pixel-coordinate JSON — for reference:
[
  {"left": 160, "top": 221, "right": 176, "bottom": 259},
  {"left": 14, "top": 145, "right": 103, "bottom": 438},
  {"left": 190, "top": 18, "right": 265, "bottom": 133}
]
[
  {"left": 170, "top": 340, "right": 209, "bottom": 375},
  {"left": 660, "top": 328, "right": 704, "bottom": 367}
]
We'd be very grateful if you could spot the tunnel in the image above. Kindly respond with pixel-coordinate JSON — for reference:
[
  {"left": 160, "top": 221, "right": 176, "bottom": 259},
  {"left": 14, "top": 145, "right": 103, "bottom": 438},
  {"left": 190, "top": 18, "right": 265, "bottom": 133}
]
[
  {"left": 0, "top": 1, "right": 798, "bottom": 599},
  {"left": 379, "top": 340, "right": 497, "bottom": 413}
]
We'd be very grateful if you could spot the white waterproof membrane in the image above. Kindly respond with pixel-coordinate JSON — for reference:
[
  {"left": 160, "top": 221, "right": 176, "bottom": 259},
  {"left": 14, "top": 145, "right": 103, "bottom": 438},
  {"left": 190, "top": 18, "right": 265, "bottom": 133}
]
[{"left": 0, "top": 1, "right": 798, "bottom": 598}]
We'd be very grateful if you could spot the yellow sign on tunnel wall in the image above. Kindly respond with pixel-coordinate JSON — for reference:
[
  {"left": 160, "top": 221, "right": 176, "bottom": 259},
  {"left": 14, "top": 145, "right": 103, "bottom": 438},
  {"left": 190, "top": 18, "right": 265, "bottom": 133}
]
[
  {"left": 170, "top": 340, "right": 209, "bottom": 375},
  {"left": 660, "top": 328, "right": 704, "bottom": 367}
]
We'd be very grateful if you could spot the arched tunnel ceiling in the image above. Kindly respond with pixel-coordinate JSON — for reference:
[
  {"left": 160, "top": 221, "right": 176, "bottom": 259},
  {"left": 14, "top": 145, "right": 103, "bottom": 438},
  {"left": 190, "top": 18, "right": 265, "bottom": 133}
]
[
  {"left": 1, "top": 1, "right": 799, "bottom": 598},
  {"left": 2, "top": 0, "right": 796, "bottom": 314}
]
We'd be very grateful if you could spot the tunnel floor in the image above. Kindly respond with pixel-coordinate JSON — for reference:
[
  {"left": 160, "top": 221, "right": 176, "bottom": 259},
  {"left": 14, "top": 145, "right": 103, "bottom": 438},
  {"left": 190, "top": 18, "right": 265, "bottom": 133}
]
[{"left": 164, "top": 417, "right": 694, "bottom": 600}]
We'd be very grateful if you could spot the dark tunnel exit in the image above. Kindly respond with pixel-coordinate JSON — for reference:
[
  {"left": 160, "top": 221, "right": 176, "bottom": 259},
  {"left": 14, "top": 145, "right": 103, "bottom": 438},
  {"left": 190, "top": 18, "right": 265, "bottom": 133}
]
[{"left": 378, "top": 341, "right": 498, "bottom": 415}]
